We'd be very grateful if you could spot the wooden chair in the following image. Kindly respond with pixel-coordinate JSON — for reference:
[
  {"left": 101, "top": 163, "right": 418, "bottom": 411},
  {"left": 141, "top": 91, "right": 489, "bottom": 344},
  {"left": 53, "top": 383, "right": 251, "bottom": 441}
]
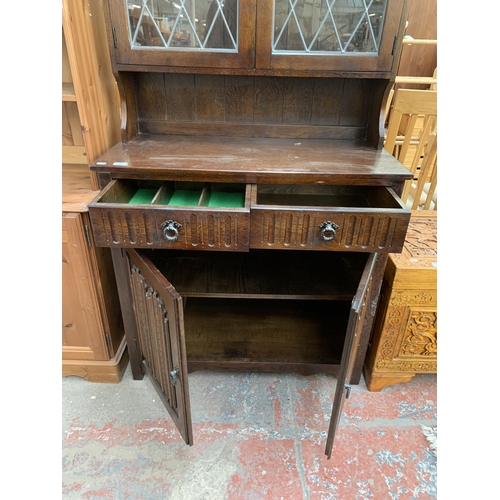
[
  {"left": 384, "top": 88, "right": 437, "bottom": 210},
  {"left": 384, "top": 37, "right": 437, "bottom": 127}
]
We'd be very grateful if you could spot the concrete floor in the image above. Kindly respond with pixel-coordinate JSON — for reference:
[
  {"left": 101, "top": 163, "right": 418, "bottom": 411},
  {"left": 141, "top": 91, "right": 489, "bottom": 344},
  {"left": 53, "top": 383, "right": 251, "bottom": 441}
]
[{"left": 62, "top": 366, "right": 437, "bottom": 499}]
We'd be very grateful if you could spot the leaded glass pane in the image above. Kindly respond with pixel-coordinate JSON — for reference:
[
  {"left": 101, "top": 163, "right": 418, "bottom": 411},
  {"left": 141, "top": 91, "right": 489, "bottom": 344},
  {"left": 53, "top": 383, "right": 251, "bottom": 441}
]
[
  {"left": 273, "top": 0, "right": 387, "bottom": 54},
  {"left": 126, "top": 0, "right": 238, "bottom": 51}
]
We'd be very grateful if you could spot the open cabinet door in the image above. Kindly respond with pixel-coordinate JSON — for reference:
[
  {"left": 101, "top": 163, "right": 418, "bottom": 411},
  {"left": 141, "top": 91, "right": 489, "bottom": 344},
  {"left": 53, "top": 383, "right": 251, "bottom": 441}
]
[
  {"left": 324, "top": 253, "right": 378, "bottom": 459},
  {"left": 126, "top": 249, "right": 193, "bottom": 446}
]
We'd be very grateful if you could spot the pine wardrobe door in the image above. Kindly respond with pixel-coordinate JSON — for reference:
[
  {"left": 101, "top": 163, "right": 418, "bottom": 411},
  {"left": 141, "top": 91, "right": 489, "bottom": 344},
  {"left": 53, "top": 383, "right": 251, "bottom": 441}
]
[
  {"left": 324, "top": 253, "right": 378, "bottom": 458},
  {"left": 126, "top": 248, "right": 193, "bottom": 446}
]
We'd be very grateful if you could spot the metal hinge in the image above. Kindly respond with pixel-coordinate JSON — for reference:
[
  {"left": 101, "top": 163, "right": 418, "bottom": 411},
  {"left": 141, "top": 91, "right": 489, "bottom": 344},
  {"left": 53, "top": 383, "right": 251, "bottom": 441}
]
[
  {"left": 105, "top": 333, "right": 111, "bottom": 351},
  {"left": 344, "top": 384, "right": 352, "bottom": 399},
  {"left": 112, "top": 26, "right": 118, "bottom": 48},
  {"left": 391, "top": 35, "right": 398, "bottom": 55},
  {"left": 169, "top": 367, "right": 180, "bottom": 386},
  {"left": 84, "top": 225, "right": 92, "bottom": 248}
]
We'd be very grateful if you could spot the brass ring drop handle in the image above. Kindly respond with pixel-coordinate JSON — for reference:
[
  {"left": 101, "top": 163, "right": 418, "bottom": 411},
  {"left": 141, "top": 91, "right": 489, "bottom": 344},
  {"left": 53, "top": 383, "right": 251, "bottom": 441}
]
[
  {"left": 161, "top": 220, "right": 182, "bottom": 242},
  {"left": 319, "top": 221, "right": 339, "bottom": 242}
]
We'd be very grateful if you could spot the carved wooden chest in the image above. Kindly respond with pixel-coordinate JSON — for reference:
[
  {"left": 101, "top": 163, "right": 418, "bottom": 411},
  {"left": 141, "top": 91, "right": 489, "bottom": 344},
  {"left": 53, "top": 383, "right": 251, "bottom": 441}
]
[{"left": 364, "top": 211, "right": 437, "bottom": 392}]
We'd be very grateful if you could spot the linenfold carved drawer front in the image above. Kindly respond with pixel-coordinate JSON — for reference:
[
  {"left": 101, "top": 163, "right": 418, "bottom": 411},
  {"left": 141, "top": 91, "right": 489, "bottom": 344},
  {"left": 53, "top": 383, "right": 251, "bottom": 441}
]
[
  {"left": 88, "top": 180, "right": 251, "bottom": 251},
  {"left": 249, "top": 184, "right": 410, "bottom": 252}
]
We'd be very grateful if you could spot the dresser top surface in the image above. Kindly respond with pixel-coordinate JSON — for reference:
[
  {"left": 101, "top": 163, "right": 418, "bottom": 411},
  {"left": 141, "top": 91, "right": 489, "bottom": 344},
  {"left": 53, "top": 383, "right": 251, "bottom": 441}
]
[
  {"left": 62, "top": 164, "right": 99, "bottom": 213},
  {"left": 91, "top": 134, "right": 413, "bottom": 185}
]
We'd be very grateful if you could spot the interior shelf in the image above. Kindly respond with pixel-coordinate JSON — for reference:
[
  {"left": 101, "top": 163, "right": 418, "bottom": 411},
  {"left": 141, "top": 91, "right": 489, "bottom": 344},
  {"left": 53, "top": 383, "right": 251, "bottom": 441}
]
[
  {"left": 143, "top": 249, "right": 369, "bottom": 300},
  {"left": 184, "top": 298, "right": 349, "bottom": 368},
  {"left": 62, "top": 82, "right": 77, "bottom": 101}
]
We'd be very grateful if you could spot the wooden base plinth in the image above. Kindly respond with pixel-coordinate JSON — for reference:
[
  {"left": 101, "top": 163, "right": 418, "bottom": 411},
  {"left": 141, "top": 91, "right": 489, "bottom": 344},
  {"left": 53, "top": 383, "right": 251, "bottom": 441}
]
[
  {"left": 62, "top": 337, "right": 129, "bottom": 383},
  {"left": 363, "top": 368, "right": 415, "bottom": 392}
]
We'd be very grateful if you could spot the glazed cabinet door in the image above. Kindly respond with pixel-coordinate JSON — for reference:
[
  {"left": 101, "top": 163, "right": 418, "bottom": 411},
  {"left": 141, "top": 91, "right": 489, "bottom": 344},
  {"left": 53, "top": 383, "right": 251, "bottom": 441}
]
[
  {"left": 256, "top": 0, "right": 405, "bottom": 73},
  {"left": 126, "top": 248, "right": 193, "bottom": 445},
  {"left": 107, "top": 0, "right": 256, "bottom": 69},
  {"left": 324, "top": 252, "right": 377, "bottom": 458}
]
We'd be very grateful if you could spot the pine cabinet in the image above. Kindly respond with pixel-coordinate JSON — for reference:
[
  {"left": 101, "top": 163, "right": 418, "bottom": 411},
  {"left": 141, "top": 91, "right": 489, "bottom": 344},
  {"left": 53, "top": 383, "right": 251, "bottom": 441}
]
[
  {"left": 63, "top": 213, "right": 110, "bottom": 362},
  {"left": 62, "top": 212, "right": 127, "bottom": 382},
  {"left": 62, "top": 0, "right": 126, "bottom": 382}
]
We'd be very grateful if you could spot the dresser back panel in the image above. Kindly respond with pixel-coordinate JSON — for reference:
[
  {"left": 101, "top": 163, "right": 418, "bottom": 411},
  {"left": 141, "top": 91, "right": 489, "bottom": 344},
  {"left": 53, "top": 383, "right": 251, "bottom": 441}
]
[{"left": 133, "top": 73, "right": 385, "bottom": 140}]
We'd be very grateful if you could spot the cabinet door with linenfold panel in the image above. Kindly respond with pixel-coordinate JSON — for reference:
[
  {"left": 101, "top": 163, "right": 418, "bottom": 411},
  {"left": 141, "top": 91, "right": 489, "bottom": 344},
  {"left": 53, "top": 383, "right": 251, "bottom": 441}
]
[
  {"left": 126, "top": 248, "right": 193, "bottom": 445},
  {"left": 121, "top": 244, "right": 379, "bottom": 454},
  {"left": 325, "top": 252, "right": 376, "bottom": 458}
]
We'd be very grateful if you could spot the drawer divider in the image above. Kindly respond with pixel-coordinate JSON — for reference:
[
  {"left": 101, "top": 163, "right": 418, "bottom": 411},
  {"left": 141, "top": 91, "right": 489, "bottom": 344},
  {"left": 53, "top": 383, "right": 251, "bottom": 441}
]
[
  {"left": 198, "top": 184, "right": 210, "bottom": 207},
  {"left": 152, "top": 182, "right": 174, "bottom": 205}
]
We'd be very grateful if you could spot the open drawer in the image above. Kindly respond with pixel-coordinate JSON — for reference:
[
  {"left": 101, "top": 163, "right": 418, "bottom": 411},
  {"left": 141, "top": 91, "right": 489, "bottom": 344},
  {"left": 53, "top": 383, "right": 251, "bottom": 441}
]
[
  {"left": 250, "top": 184, "right": 411, "bottom": 253},
  {"left": 88, "top": 179, "right": 251, "bottom": 251}
]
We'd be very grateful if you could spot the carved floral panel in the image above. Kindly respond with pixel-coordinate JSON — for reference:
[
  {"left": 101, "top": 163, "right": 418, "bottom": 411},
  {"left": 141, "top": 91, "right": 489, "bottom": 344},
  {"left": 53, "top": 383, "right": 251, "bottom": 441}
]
[{"left": 374, "top": 290, "right": 437, "bottom": 374}]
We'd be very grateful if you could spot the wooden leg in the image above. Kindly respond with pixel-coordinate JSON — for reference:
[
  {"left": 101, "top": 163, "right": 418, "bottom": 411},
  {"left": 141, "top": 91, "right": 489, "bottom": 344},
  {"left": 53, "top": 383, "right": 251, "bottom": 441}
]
[
  {"left": 364, "top": 371, "right": 415, "bottom": 392},
  {"left": 111, "top": 248, "right": 144, "bottom": 380}
]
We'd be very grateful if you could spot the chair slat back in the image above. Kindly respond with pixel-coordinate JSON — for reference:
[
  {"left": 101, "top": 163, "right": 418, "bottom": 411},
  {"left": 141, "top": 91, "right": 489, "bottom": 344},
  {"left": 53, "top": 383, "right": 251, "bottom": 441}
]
[{"left": 384, "top": 89, "right": 438, "bottom": 210}]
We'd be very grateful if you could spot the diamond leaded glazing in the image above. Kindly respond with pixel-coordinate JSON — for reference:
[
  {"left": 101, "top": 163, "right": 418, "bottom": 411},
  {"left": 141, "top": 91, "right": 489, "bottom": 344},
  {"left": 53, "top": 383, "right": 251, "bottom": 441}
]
[
  {"left": 273, "top": 0, "right": 387, "bottom": 54},
  {"left": 126, "top": 0, "right": 238, "bottom": 50}
]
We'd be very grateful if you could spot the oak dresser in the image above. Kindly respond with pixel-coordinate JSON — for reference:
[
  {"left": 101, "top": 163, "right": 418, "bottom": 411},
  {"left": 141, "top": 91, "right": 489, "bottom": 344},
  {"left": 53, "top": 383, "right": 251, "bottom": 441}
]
[{"left": 88, "top": 0, "right": 412, "bottom": 458}]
